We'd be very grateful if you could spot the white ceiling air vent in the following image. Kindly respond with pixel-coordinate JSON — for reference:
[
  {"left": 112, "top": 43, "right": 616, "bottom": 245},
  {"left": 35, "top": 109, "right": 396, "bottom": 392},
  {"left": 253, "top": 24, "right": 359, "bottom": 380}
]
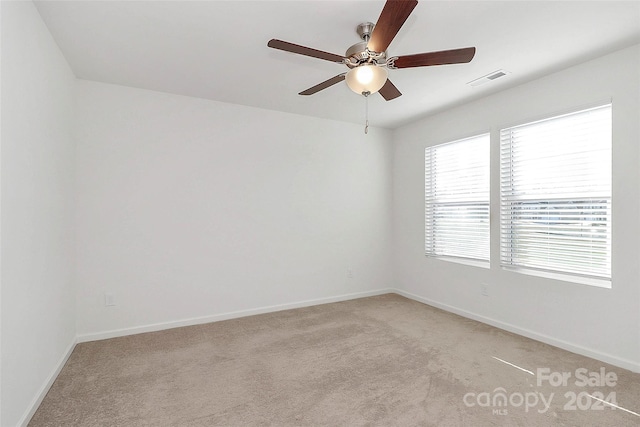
[{"left": 467, "top": 69, "right": 510, "bottom": 87}]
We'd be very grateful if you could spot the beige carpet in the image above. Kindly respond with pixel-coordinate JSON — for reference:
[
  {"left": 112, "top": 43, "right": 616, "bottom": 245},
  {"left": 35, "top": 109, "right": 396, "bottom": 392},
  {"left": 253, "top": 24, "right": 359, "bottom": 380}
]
[{"left": 30, "top": 294, "right": 640, "bottom": 426}]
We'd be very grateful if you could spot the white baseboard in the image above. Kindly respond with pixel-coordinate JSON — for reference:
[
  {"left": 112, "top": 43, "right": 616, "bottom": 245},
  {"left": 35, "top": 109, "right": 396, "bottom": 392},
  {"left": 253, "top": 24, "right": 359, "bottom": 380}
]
[
  {"left": 78, "top": 287, "right": 640, "bottom": 373},
  {"left": 18, "top": 337, "right": 77, "bottom": 427},
  {"left": 77, "top": 288, "right": 396, "bottom": 343},
  {"left": 395, "top": 289, "right": 640, "bottom": 374}
]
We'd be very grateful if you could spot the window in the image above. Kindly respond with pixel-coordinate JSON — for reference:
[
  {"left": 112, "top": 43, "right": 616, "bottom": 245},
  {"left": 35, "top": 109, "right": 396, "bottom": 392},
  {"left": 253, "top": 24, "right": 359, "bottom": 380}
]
[
  {"left": 425, "top": 134, "right": 490, "bottom": 263},
  {"left": 500, "top": 104, "right": 612, "bottom": 285}
]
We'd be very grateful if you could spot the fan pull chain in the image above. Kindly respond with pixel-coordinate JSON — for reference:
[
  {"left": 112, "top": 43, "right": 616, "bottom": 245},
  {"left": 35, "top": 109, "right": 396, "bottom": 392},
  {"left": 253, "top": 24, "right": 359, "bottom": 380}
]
[{"left": 363, "top": 91, "right": 370, "bottom": 134}]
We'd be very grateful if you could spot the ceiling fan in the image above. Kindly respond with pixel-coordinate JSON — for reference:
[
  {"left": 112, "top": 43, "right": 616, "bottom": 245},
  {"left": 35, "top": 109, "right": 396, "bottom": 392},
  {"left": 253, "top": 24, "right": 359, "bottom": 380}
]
[{"left": 267, "top": 0, "right": 476, "bottom": 101}]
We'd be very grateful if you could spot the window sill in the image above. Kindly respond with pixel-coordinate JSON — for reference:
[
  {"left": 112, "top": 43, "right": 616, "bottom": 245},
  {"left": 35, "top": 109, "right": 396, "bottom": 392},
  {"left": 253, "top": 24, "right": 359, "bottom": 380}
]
[
  {"left": 501, "top": 266, "right": 611, "bottom": 288},
  {"left": 427, "top": 255, "right": 490, "bottom": 269}
]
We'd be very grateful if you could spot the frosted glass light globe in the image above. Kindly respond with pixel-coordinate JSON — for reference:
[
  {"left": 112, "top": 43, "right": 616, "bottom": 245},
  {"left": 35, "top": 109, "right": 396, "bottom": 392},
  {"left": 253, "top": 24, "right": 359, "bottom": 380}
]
[{"left": 345, "top": 64, "right": 388, "bottom": 95}]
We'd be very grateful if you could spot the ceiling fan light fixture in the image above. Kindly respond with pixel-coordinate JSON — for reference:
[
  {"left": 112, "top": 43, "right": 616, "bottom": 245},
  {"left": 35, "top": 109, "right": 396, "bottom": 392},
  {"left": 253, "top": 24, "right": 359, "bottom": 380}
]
[
  {"left": 268, "top": 0, "right": 475, "bottom": 100},
  {"left": 345, "top": 64, "right": 388, "bottom": 95}
]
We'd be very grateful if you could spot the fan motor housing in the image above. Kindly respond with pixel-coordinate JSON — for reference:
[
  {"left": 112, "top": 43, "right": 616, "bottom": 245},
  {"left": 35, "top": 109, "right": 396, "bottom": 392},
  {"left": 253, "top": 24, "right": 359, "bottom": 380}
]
[
  {"left": 345, "top": 41, "right": 368, "bottom": 62},
  {"left": 345, "top": 22, "right": 387, "bottom": 68}
]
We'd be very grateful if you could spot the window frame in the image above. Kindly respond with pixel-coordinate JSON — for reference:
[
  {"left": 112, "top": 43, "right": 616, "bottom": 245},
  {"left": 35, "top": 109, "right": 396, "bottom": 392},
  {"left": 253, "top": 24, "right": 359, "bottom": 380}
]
[
  {"left": 499, "top": 103, "right": 612, "bottom": 287},
  {"left": 424, "top": 133, "right": 491, "bottom": 267}
]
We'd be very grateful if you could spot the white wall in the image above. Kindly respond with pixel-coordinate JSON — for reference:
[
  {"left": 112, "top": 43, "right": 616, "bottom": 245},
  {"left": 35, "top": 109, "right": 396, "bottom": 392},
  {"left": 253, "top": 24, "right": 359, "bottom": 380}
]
[
  {"left": 74, "top": 81, "right": 393, "bottom": 338},
  {"left": 393, "top": 44, "right": 640, "bottom": 372},
  {"left": 1, "top": 1, "right": 77, "bottom": 425}
]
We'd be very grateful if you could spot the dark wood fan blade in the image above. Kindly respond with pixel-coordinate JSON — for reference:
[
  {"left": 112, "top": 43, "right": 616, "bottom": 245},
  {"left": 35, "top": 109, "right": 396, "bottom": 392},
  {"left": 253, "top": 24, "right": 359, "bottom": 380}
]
[
  {"left": 378, "top": 79, "right": 402, "bottom": 101},
  {"left": 299, "top": 73, "right": 347, "bottom": 95},
  {"left": 391, "top": 47, "right": 476, "bottom": 69},
  {"left": 268, "top": 39, "right": 345, "bottom": 63},
  {"left": 367, "top": 0, "right": 418, "bottom": 53}
]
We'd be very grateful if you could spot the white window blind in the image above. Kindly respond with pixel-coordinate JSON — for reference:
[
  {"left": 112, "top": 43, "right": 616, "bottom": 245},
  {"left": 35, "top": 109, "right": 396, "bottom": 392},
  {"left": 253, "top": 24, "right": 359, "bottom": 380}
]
[
  {"left": 425, "top": 134, "right": 490, "bottom": 262},
  {"left": 500, "top": 104, "right": 612, "bottom": 281}
]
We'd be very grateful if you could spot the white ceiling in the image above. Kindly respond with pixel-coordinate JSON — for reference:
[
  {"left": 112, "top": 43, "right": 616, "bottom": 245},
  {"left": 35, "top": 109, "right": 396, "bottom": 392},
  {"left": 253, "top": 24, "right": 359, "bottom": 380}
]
[{"left": 35, "top": 1, "right": 640, "bottom": 129}]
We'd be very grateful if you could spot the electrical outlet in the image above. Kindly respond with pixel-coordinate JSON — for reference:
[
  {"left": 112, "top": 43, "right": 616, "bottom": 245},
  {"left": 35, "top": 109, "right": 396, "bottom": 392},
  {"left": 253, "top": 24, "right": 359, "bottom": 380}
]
[
  {"left": 481, "top": 283, "right": 489, "bottom": 297},
  {"left": 105, "top": 293, "right": 116, "bottom": 307},
  {"left": 347, "top": 268, "right": 354, "bottom": 279}
]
